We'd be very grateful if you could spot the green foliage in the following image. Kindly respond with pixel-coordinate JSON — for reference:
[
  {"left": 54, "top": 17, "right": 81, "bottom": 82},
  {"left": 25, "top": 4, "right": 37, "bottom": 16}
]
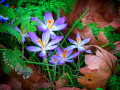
[
  {"left": 0, "top": 23, "right": 22, "bottom": 42},
  {"left": 39, "top": 87, "right": 53, "bottom": 90},
  {"left": 108, "top": 75, "right": 120, "bottom": 90},
  {"left": 3, "top": 49, "right": 33, "bottom": 79},
  {"left": 2, "top": 61, "right": 12, "bottom": 74},
  {"left": 87, "top": 23, "right": 103, "bottom": 37},
  {"left": 73, "top": 21, "right": 84, "bottom": 29},
  {"left": 88, "top": 23, "right": 120, "bottom": 49},
  {"left": 96, "top": 88, "right": 104, "bottom": 90}
]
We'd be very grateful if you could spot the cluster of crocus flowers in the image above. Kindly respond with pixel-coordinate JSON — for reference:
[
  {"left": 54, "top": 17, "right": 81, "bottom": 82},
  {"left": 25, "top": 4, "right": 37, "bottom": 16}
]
[
  {"left": 27, "top": 31, "right": 63, "bottom": 57},
  {"left": 49, "top": 48, "right": 80, "bottom": 65},
  {"left": 31, "top": 12, "right": 67, "bottom": 39},
  {"left": 64, "top": 32, "right": 91, "bottom": 53}
]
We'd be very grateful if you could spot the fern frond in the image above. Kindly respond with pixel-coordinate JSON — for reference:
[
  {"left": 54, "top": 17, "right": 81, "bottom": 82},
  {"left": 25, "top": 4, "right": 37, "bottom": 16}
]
[{"left": 3, "top": 49, "right": 33, "bottom": 79}]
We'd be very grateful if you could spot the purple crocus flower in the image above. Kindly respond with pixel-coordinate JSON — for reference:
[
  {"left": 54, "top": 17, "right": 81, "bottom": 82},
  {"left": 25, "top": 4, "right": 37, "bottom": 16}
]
[
  {"left": 49, "top": 54, "right": 59, "bottom": 65},
  {"left": 11, "top": 20, "right": 29, "bottom": 42},
  {"left": 64, "top": 32, "right": 91, "bottom": 53},
  {"left": 31, "top": 12, "right": 67, "bottom": 39},
  {"left": 0, "top": 15, "right": 9, "bottom": 22},
  {"left": 27, "top": 31, "right": 63, "bottom": 57},
  {"left": 51, "top": 48, "right": 80, "bottom": 65}
]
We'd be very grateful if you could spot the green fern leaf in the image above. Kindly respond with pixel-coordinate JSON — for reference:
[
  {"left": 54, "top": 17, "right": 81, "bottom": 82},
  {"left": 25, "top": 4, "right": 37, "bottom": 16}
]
[{"left": 3, "top": 49, "right": 33, "bottom": 79}]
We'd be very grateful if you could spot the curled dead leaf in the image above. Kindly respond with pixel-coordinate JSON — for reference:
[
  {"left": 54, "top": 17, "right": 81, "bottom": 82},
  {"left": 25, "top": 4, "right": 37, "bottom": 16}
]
[{"left": 78, "top": 45, "right": 117, "bottom": 90}]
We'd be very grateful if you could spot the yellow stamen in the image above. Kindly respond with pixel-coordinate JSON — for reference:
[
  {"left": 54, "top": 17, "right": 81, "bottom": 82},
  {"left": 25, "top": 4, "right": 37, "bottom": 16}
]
[
  {"left": 55, "top": 53, "right": 57, "bottom": 56},
  {"left": 77, "top": 37, "right": 81, "bottom": 46},
  {"left": 62, "top": 50, "right": 68, "bottom": 59},
  {"left": 45, "top": 38, "right": 46, "bottom": 47},
  {"left": 47, "top": 20, "right": 54, "bottom": 29},
  {"left": 22, "top": 28, "right": 26, "bottom": 34},
  {"left": 53, "top": 58, "right": 57, "bottom": 62},
  {"left": 38, "top": 38, "right": 44, "bottom": 48}
]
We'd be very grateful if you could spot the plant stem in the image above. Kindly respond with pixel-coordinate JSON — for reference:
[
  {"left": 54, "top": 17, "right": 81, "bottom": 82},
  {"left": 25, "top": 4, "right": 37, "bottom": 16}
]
[
  {"left": 44, "top": 56, "right": 51, "bottom": 82},
  {"left": 78, "top": 51, "right": 80, "bottom": 67},
  {"left": 53, "top": 65, "right": 56, "bottom": 81},
  {"left": 22, "top": 42, "right": 24, "bottom": 59},
  {"left": 63, "top": 63, "right": 65, "bottom": 74}
]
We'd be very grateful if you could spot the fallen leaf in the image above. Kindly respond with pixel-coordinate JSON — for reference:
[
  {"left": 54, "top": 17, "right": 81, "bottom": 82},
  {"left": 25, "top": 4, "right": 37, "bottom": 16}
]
[
  {"left": 61, "top": 0, "right": 119, "bottom": 50},
  {"left": 78, "top": 45, "right": 117, "bottom": 90},
  {"left": 54, "top": 73, "right": 69, "bottom": 89},
  {"left": 0, "top": 84, "right": 11, "bottom": 90},
  {"left": 112, "top": 41, "right": 120, "bottom": 54}
]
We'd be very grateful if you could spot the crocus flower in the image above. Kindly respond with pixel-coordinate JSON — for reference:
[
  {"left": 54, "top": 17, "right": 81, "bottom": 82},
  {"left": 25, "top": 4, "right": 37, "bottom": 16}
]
[
  {"left": 64, "top": 32, "right": 91, "bottom": 52},
  {"left": 49, "top": 54, "right": 59, "bottom": 65},
  {"left": 0, "top": 15, "right": 9, "bottom": 22},
  {"left": 31, "top": 12, "right": 67, "bottom": 39},
  {"left": 27, "top": 30, "right": 63, "bottom": 57},
  {"left": 52, "top": 48, "right": 80, "bottom": 65},
  {"left": 11, "top": 20, "right": 29, "bottom": 42}
]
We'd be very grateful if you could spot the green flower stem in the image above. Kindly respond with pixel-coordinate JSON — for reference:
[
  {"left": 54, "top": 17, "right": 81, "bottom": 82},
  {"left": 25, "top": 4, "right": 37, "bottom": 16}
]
[
  {"left": 44, "top": 56, "right": 51, "bottom": 82},
  {"left": 78, "top": 50, "right": 80, "bottom": 67},
  {"left": 63, "top": 63, "right": 66, "bottom": 74},
  {"left": 53, "top": 65, "right": 56, "bottom": 81},
  {"left": 22, "top": 42, "right": 24, "bottom": 59}
]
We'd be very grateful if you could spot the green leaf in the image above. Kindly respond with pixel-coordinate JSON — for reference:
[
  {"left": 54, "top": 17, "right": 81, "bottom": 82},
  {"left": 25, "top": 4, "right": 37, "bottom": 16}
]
[
  {"left": 73, "top": 21, "right": 84, "bottom": 29},
  {"left": 4, "top": 23, "right": 22, "bottom": 42},
  {"left": 3, "top": 49, "right": 33, "bottom": 79},
  {"left": 104, "top": 25, "right": 115, "bottom": 32},
  {"left": 13, "top": 19, "right": 21, "bottom": 27},
  {"left": 3, "top": 62, "right": 12, "bottom": 74},
  {"left": 31, "top": 21, "right": 39, "bottom": 26},
  {"left": 26, "top": 23, "right": 37, "bottom": 33}
]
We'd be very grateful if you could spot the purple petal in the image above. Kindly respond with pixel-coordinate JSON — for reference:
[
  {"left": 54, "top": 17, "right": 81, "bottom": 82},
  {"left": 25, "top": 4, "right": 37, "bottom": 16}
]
[
  {"left": 80, "top": 37, "right": 91, "bottom": 46},
  {"left": 39, "top": 50, "right": 46, "bottom": 57},
  {"left": 49, "top": 60, "right": 56, "bottom": 65},
  {"left": 50, "top": 32, "right": 57, "bottom": 39},
  {"left": 14, "top": 26, "right": 21, "bottom": 33},
  {"left": 78, "top": 47, "right": 85, "bottom": 52},
  {"left": 27, "top": 46, "right": 41, "bottom": 52},
  {"left": 66, "top": 50, "right": 73, "bottom": 58},
  {"left": 58, "top": 61, "right": 65, "bottom": 65},
  {"left": 22, "top": 37, "right": 25, "bottom": 42},
  {"left": 31, "top": 17, "right": 47, "bottom": 31},
  {"left": 67, "top": 52, "right": 80, "bottom": 60},
  {"left": 66, "top": 60, "right": 73, "bottom": 63},
  {"left": 53, "top": 55, "right": 62, "bottom": 61},
  {"left": 86, "top": 50, "right": 92, "bottom": 53},
  {"left": 53, "top": 23, "right": 67, "bottom": 31},
  {"left": 46, "top": 45, "right": 57, "bottom": 50},
  {"left": 64, "top": 45, "right": 76, "bottom": 51},
  {"left": 54, "top": 17, "right": 66, "bottom": 26},
  {"left": 44, "top": 12, "right": 53, "bottom": 25},
  {"left": 76, "top": 32, "right": 81, "bottom": 40},
  {"left": 11, "top": 19, "right": 15, "bottom": 26},
  {"left": 47, "top": 36, "right": 63, "bottom": 47},
  {"left": 42, "top": 29, "right": 50, "bottom": 45},
  {"left": 56, "top": 47, "right": 63, "bottom": 58},
  {"left": 28, "top": 32, "right": 40, "bottom": 46},
  {"left": 68, "top": 38, "right": 77, "bottom": 45}
]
